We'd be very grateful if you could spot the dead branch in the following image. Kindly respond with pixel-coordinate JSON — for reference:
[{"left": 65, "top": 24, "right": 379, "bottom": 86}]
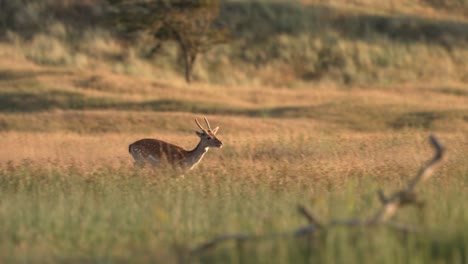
[
  {"left": 407, "top": 135, "right": 445, "bottom": 192},
  {"left": 367, "top": 135, "right": 444, "bottom": 224},
  {"left": 297, "top": 205, "right": 323, "bottom": 229},
  {"left": 191, "top": 231, "right": 294, "bottom": 255},
  {"left": 191, "top": 135, "right": 445, "bottom": 255},
  {"left": 191, "top": 233, "right": 254, "bottom": 254}
]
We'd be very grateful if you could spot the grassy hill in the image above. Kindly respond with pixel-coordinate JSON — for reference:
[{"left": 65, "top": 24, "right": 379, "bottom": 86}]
[{"left": 2, "top": 0, "right": 468, "bottom": 86}]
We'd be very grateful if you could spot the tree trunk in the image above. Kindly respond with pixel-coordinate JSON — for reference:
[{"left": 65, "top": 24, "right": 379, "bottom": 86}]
[
  {"left": 173, "top": 29, "right": 197, "bottom": 84},
  {"left": 183, "top": 50, "right": 197, "bottom": 83},
  {"left": 184, "top": 52, "right": 192, "bottom": 83}
]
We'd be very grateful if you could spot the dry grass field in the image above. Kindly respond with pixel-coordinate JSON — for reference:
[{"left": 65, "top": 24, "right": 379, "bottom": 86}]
[{"left": 0, "top": 0, "right": 467, "bottom": 263}]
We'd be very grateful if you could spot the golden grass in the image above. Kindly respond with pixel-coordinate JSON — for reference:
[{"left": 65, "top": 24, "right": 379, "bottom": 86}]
[
  {"left": 0, "top": 44, "right": 466, "bottom": 175},
  {"left": 302, "top": 0, "right": 468, "bottom": 20},
  {"left": 1, "top": 128, "right": 465, "bottom": 186}
]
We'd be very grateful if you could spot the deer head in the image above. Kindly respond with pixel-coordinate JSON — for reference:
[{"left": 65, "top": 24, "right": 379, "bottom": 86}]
[{"left": 195, "top": 117, "right": 223, "bottom": 148}]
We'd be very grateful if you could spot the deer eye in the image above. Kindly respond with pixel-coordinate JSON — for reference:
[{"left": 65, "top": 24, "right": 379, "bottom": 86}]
[{"left": 207, "top": 137, "right": 212, "bottom": 140}]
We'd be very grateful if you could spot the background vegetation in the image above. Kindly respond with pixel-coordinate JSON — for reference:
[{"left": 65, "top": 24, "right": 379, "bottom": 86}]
[
  {"left": 1, "top": 0, "right": 468, "bottom": 85},
  {"left": 0, "top": 0, "right": 467, "bottom": 263}
]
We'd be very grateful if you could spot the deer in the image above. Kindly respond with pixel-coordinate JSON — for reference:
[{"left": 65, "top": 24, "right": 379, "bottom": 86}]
[{"left": 128, "top": 117, "right": 223, "bottom": 171}]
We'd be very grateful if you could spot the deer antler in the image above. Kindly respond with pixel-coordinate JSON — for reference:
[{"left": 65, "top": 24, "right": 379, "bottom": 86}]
[
  {"left": 195, "top": 118, "right": 206, "bottom": 132},
  {"left": 204, "top": 117, "right": 213, "bottom": 131}
]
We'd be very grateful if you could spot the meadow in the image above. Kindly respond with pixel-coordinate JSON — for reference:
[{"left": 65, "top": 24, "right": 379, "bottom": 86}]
[{"left": 0, "top": 0, "right": 467, "bottom": 263}]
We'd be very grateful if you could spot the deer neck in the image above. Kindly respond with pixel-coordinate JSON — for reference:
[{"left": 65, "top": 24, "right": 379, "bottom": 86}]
[{"left": 185, "top": 141, "right": 209, "bottom": 170}]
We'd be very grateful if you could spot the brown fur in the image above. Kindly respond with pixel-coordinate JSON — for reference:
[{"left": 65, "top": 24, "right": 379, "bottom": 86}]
[{"left": 129, "top": 138, "right": 189, "bottom": 166}]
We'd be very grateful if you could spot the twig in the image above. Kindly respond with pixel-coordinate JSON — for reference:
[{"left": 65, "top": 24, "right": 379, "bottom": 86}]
[
  {"left": 384, "top": 222, "right": 418, "bottom": 234},
  {"left": 297, "top": 205, "right": 323, "bottom": 229},
  {"left": 191, "top": 233, "right": 253, "bottom": 254},
  {"left": 407, "top": 135, "right": 445, "bottom": 192},
  {"left": 192, "top": 231, "right": 294, "bottom": 254}
]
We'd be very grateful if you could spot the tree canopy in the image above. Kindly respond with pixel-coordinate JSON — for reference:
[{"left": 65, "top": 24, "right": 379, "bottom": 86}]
[{"left": 107, "top": 0, "right": 228, "bottom": 83}]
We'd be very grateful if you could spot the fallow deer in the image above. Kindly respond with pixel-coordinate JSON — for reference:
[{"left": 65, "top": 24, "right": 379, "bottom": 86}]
[{"left": 129, "top": 117, "right": 223, "bottom": 171}]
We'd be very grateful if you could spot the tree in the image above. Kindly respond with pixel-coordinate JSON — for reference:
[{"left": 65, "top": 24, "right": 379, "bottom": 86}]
[{"left": 107, "top": 0, "right": 228, "bottom": 83}]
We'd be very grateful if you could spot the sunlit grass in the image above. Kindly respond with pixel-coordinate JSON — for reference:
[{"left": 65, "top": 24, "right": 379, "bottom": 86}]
[
  {"left": 0, "top": 132, "right": 466, "bottom": 263},
  {"left": 0, "top": 64, "right": 466, "bottom": 262}
]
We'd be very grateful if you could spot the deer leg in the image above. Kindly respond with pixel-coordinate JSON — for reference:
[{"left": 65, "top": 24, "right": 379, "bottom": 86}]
[
  {"left": 147, "top": 155, "right": 160, "bottom": 167},
  {"left": 130, "top": 148, "right": 146, "bottom": 167}
]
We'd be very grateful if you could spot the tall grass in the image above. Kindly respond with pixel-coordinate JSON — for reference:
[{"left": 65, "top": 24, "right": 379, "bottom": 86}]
[
  {"left": 0, "top": 138, "right": 466, "bottom": 263},
  {"left": 0, "top": 127, "right": 467, "bottom": 258}
]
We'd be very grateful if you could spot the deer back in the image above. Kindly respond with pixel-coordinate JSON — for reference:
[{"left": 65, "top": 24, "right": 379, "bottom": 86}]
[{"left": 129, "top": 138, "right": 188, "bottom": 165}]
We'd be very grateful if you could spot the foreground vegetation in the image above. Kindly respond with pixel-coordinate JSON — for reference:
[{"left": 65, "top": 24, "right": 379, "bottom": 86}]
[{"left": 0, "top": 128, "right": 467, "bottom": 263}]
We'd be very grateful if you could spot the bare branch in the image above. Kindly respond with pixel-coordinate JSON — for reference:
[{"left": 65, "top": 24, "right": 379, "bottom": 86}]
[
  {"left": 294, "top": 225, "right": 318, "bottom": 237},
  {"left": 368, "top": 135, "right": 445, "bottom": 224},
  {"left": 384, "top": 222, "right": 418, "bottom": 234},
  {"left": 329, "top": 218, "right": 363, "bottom": 227},
  {"left": 192, "top": 231, "right": 293, "bottom": 255},
  {"left": 191, "top": 233, "right": 253, "bottom": 254},
  {"left": 297, "top": 205, "right": 323, "bottom": 228},
  {"left": 378, "top": 190, "right": 388, "bottom": 204},
  {"left": 407, "top": 135, "right": 445, "bottom": 192}
]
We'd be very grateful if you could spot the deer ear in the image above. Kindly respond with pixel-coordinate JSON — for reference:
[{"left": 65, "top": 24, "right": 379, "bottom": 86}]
[
  {"left": 195, "top": 131, "right": 204, "bottom": 137},
  {"left": 212, "top": 126, "right": 219, "bottom": 134}
]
